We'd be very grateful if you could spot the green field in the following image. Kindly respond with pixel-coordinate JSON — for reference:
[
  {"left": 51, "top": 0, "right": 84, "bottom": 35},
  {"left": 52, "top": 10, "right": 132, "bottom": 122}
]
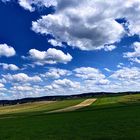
[{"left": 0, "top": 94, "right": 140, "bottom": 140}]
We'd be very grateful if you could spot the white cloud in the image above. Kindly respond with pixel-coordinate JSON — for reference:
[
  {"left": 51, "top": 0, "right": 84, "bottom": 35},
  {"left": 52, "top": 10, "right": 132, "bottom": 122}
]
[
  {"left": 124, "top": 42, "right": 140, "bottom": 63},
  {"left": 29, "top": 49, "right": 46, "bottom": 60},
  {"left": 83, "top": 79, "right": 110, "bottom": 92},
  {"left": 0, "top": 78, "right": 6, "bottom": 84},
  {"left": 0, "top": 83, "right": 4, "bottom": 88},
  {"left": 3, "top": 73, "right": 42, "bottom": 83},
  {"left": 110, "top": 67, "right": 140, "bottom": 81},
  {"left": 104, "top": 45, "right": 116, "bottom": 51},
  {"left": 0, "top": 44, "right": 16, "bottom": 57},
  {"left": 53, "top": 79, "right": 80, "bottom": 89},
  {"left": 12, "top": 85, "right": 33, "bottom": 91},
  {"left": 30, "top": 0, "right": 140, "bottom": 51},
  {"left": 18, "top": 0, "right": 57, "bottom": 12},
  {"left": 46, "top": 78, "right": 80, "bottom": 91},
  {"left": 1, "top": 66, "right": 140, "bottom": 99},
  {"left": 80, "top": 67, "right": 140, "bottom": 93},
  {"left": 97, "top": 79, "right": 110, "bottom": 85},
  {"left": 27, "top": 48, "right": 72, "bottom": 65},
  {"left": 0, "top": 63, "right": 19, "bottom": 71},
  {"left": 2, "top": 1, "right": 140, "bottom": 52},
  {"left": 32, "top": 12, "right": 124, "bottom": 51},
  {"left": 117, "top": 63, "right": 124, "bottom": 68},
  {"left": 107, "top": 67, "right": 140, "bottom": 92},
  {"left": 74, "top": 67, "right": 105, "bottom": 80},
  {"left": 104, "top": 68, "right": 111, "bottom": 72},
  {"left": 31, "top": 0, "right": 132, "bottom": 51},
  {"left": 48, "top": 39, "right": 63, "bottom": 47},
  {"left": 125, "top": 1, "right": 140, "bottom": 36},
  {"left": 18, "top": 0, "right": 35, "bottom": 12},
  {"left": 41, "top": 68, "right": 71, "bottom": 79},
  {"left": 74, "top": 67, "right": 110, "bottom": 87},
  {"left": 1, "top": 0, "right": 57, "bottom": 11},
  {"left": 2, "top": 0, "right": 140, "bottom": 52}
]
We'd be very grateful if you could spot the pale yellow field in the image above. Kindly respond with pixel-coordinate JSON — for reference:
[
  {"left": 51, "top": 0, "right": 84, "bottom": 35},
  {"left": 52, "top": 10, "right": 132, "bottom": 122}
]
[
  {"left": 0, "top": 101, "right": 55, "bottom": 115},
  {"left": 49, "top": 98, "right": 97, "bottom": 113},
  {"left": 0, "top": 98, "right": 85, "bottom": 115}
]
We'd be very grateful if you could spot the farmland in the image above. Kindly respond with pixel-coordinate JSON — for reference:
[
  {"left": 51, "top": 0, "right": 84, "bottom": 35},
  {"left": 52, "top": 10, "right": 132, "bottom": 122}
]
[{"left": 0, "top": 94, "right": 140, "bottom": 140}]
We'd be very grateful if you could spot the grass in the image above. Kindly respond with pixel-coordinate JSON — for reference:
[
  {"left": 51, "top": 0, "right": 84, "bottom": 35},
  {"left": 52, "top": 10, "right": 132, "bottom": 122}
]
[
  {"left": 0, "top": 98, "right": 84, "bottom": 115},
  {"left": 0, "top": 94, "right": 140, "bottom": 140}
]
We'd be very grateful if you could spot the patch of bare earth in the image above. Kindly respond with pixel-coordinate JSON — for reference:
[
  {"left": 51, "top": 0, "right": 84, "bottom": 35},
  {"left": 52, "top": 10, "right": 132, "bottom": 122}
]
[{"left": 49, "top": 98, "right": 97, "bottom": 113}]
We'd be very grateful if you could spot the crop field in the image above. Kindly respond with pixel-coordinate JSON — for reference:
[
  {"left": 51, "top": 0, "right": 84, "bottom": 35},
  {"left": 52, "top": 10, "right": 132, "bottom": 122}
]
[{"left": 0, "top": 94, "right": 140, "bottom": 140}]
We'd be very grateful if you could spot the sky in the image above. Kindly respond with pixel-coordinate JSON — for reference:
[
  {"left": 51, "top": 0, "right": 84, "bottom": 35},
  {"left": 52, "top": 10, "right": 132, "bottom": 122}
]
[{"left": 0, "top": 0, "right": 140, "bottom": 100}]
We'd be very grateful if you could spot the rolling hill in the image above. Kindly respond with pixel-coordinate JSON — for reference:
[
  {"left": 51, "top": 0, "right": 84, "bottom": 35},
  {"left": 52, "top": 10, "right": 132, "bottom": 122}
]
[{"left": 0, "top": 93, "right": 140, "bottom": 139}]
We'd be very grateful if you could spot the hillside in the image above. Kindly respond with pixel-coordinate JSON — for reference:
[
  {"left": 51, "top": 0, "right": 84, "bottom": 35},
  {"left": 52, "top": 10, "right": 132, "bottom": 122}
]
[
  {"left": 0, "top": 94, "right": 140, "bottom": 139},
  {"left": 0, "top": 91, "right": 139, "bottom": 106}
]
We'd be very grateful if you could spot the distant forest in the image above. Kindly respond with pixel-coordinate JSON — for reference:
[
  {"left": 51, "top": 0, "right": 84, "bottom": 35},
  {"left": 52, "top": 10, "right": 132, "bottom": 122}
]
[{"left": 0, "top": 91, "right": 139, "bottom": 106}]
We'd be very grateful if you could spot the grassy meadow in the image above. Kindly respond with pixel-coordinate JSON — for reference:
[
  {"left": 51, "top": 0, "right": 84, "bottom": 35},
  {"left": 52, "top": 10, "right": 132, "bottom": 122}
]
[{"left": 0, "top": 94, "right": 140, "bottom": 140}]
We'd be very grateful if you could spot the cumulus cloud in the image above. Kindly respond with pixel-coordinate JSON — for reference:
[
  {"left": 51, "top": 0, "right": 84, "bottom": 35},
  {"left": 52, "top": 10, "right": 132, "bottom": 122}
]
[
  {"left": 0, "top": 44, "right": 16, "bottom": 57},
  {"left": 1, "top": 66, "right": 140, "bottom": 99},
  {"left": 110, "top": 67, "right": 140, "bottom": 81},
  {"left": 48, "top": 39, "right": 63, "bottom": 47},
  {"left": 31, "top": 0, "right": 130, "bottom": 51},
  {"left": 53, "top": 79, "right": 80, "bottom": 88},
  {"left": 107, "top": 67, "right": 140, "bottom": 92},
  {"left": 46, "top": 78, "right": 80, "bottom": 91},
  {"left": 81, "top": 66, "right": 140, "bottom": 93},
  {"left": 124, "top": 42, "right": 140, "bottom": 63},
  {"left": 74, "top": 67, "right": 110, "bottom": 87},
  {"left": 12, "top": 85, "right": 33, "bottom": 91},
  {"left": 18, "top": 0, "right": 57, "bottom": 12},
  {"left": 32, "top": 11, "right": 124, "bottom": 51},
  {"left": 26, "top": 48, "right": 72, "bottom": 65},
  {"left": 41, "top": 68, "right": 71, "bottom": 79},
  {"left": 117, "top": 63, "right": 124, "bottom": 68},
  {"left": 0, "top": 83, "right": 4, "bottom": 88},
  {"left": 2, "top": 1, "right": 140, "bottom": 51},
  {"left": 18, "top": 0, "right": 35, "bottom": 12},
  {"left": 1, "top": 0, "right": 57, "bottom": 11},
  {"left": 2, "top": 0, "right": 140, "bottom": 98},
  {"left": 97, "top": 79, "right": 110, "bottom": 85},
  {"left": 74, "top": 67, "right": 105, "bottom": 80},
  {"left": 104, "top": 45, "right": 116, "bottom": 51},
  {"left": 0, "top": 63, "right": 19, "bottom": 71},
  {"left": 3, "top": 73, "right": 42, "bottom": 83},
  {"left": 2, "top": 0, "right": 140, "bottom": 52},
  {"left": 30, "top": 0, "right": 140, "bottom": 51}
]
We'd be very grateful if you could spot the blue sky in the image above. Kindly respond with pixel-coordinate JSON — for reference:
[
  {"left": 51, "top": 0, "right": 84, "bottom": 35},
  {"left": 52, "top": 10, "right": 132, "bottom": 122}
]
[{"left": 0, "top": 0, "right": 140, "bottom": 99}]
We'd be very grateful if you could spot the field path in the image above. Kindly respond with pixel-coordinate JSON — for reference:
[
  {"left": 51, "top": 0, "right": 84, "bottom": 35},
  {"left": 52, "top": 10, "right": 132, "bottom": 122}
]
[{"left": 49, "top": 98, "right": 96, "bottom": 113}]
